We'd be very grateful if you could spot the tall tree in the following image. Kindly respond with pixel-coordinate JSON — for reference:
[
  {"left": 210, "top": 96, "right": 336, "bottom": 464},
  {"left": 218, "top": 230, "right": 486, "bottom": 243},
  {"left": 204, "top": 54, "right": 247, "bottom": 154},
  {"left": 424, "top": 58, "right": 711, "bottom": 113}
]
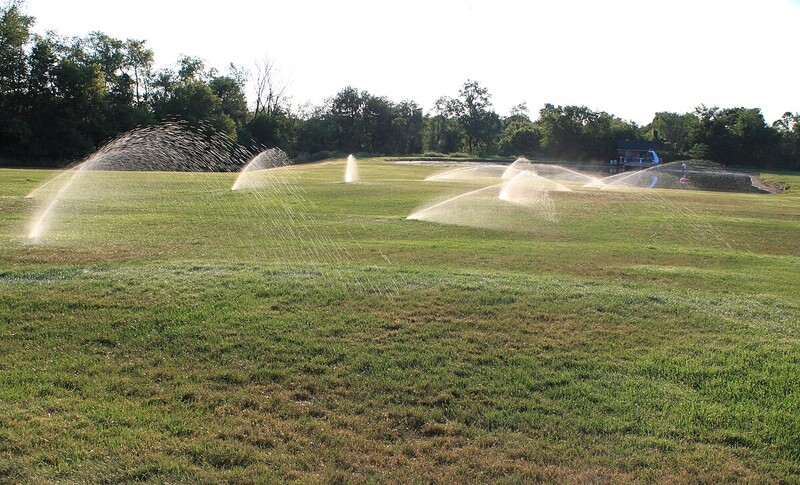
[
  {"left": 209, "top": 74, "right": 248, "bottom": 128},
  {"left": 329, "top": 86, "right": 364, "bottom": 151},
  {"left": 455, "top": 80, "right": 497, "bottom": 154},
  {"left": 177, "top": 55, "right": 206, "bottom": 82},
  {"left": 253, "top": 56, "right": 288, "bottom": 117},
  {"left": 500, "top": 103, "right": 540, "bottom": 157},
  {"left": 650, "top": 111, "right": 699, "bottom": 155},
  {"left": 0, "top": 0, "right": 32, "bottom": 102},
  {"left": 123, "top": 39, "right": 153, "bottom": 105},
  {"left": 361, "top": 93, "right": 393, "bottom": 152},
  {"left": 773, "top": 112, "right": 800, "bottom": 165},
  {"left": 423, "top": 96, "right": 463, "bottom": 153},
  {"left": 85, "top": 32, "right": 129, "bottom": 99},
  {"left": 393, "top": 100, "right": 423, "bottom": 154},
  {"left": 0, "top": 0, "right": 33, "bottom": 157},
  {"left": 508, "top": 102, "right": 530, "bottom": 121}
]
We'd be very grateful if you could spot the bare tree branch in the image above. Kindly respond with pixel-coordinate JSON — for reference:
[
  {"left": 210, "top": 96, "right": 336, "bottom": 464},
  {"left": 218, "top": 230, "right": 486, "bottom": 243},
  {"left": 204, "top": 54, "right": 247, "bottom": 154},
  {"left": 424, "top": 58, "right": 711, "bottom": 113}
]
[{"left": 254, "top": 56, "right": 289, "bottom": 117}]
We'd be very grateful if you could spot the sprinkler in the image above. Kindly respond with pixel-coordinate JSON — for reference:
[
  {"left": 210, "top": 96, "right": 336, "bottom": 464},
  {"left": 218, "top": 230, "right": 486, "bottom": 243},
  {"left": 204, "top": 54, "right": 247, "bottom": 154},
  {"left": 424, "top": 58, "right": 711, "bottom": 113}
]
[{"left": 679, "top": 162, "right": 690, "bottom": 185}]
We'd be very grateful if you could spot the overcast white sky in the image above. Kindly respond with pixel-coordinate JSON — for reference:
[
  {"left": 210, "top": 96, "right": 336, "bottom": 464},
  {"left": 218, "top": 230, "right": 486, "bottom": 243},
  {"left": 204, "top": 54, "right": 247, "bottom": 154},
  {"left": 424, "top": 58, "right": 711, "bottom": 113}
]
[{"left": 22, "top": 0, "right": 800, "bottom": 125}]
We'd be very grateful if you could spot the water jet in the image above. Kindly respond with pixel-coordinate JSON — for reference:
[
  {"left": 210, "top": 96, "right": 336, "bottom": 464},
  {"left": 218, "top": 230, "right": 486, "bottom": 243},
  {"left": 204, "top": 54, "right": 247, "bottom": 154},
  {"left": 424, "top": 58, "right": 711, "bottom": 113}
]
[
  {"left": 501, "top": 157, "right": 529, "bottom": 180},
  {"left": 407, "top": 183, "right": 504, "bottom": 220},
  {"left": 345, "top": 154, "right": 359, "bottom": 183},
  {"left": 25, "top": 161, "right": 88, "bottom": 199},
  {"left": 425, "top": 164, "right": 505, "bottom": 182}
]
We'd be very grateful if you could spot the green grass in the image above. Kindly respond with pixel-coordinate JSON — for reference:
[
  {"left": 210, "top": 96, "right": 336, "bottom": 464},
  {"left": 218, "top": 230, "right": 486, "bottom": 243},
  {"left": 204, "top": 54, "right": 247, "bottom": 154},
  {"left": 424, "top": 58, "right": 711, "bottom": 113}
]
[
  {"left": 761, "top": 171, "right": 800, "bottom": 195},
  {"left": 1, "top": 159, "right": 799, "bottom": 482}
]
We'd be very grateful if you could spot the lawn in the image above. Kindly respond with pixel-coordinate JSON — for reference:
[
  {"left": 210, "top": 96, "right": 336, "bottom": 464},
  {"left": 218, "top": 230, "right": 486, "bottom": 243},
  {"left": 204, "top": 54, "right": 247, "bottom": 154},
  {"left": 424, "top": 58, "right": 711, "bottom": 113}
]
[{"left": 1, "top": 159, "right": 799, "bottom": 482}]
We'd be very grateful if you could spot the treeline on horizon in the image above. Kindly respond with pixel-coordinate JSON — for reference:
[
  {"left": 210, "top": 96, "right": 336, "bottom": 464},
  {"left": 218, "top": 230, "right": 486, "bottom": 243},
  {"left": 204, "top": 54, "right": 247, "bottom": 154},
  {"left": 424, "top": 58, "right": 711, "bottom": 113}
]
[{"left": 2, "top": 1, "right": 800, "bottom": 170}]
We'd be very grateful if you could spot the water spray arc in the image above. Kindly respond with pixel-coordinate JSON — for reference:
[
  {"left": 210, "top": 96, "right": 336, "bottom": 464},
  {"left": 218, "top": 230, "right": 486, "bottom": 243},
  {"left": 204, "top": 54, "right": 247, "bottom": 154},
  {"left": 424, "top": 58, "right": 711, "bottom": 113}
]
[
  {"left": 424, "top": 165, "right": 477, "bottom": 181},
  {"left": 501, "top": 157, "right": 529, "bottom": 180},
  {"left": 231, "top": 148, "right": 291, "bottom": 191},
  {"left": 25, "top": 161, "right": 88, "bottom": 199},
  {"left": 25, "top": 122, "right": 254, "bottom": 241},
  {"left": 498, "top": 170, "right": 571, "bottom": 203},
  {"left": 424, "top": 163, "right": 506, "bottom": 182},
  {"left": 28, "top": 162, "right": 89, "bottom": 240},
  {"left": 407, "top": 183, "right": 505, "bottom": 221}
]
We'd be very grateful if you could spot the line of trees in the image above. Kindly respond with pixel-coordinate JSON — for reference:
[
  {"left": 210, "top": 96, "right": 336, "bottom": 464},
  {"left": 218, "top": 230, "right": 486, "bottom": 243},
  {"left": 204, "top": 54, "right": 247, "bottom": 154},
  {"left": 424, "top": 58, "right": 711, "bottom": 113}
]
[{"left": 2, "top": 1, "right": 799, "bottom": 169}]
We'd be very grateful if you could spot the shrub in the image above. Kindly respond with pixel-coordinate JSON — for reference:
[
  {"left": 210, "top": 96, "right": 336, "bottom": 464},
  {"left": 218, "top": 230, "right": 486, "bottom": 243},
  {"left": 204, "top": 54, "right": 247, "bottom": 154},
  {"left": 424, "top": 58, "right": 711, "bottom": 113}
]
[{"left": 293, "top": 150, "right": 346, "bottom": 163}]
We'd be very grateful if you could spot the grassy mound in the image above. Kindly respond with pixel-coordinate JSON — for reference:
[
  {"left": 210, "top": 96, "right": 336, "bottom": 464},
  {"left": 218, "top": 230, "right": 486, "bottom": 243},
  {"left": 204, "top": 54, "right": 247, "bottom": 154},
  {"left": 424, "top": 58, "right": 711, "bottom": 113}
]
[{"left": 1, "top": 159, "right": 798, "bottom": 482}]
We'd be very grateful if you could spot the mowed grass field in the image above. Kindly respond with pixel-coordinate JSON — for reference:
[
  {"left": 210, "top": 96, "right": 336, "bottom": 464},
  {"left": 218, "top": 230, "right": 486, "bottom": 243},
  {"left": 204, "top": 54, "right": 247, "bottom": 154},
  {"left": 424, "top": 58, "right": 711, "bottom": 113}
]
[{"left": 1, "top": 159, "right": 799, "bottom": 483}]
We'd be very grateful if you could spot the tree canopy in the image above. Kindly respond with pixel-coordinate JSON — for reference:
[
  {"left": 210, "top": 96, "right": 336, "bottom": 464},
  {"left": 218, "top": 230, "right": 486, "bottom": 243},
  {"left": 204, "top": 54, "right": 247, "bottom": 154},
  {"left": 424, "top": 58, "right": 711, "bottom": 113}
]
[{"left": 1, "top": 0, "right": 798, "bottom": 170}]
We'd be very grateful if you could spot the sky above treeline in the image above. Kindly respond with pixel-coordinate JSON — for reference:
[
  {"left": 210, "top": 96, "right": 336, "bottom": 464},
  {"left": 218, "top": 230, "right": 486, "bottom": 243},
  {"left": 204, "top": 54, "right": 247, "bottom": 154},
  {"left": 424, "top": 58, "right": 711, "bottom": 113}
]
[{"left": 23, "top": 0, "right": 800, "bottom": 125}]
